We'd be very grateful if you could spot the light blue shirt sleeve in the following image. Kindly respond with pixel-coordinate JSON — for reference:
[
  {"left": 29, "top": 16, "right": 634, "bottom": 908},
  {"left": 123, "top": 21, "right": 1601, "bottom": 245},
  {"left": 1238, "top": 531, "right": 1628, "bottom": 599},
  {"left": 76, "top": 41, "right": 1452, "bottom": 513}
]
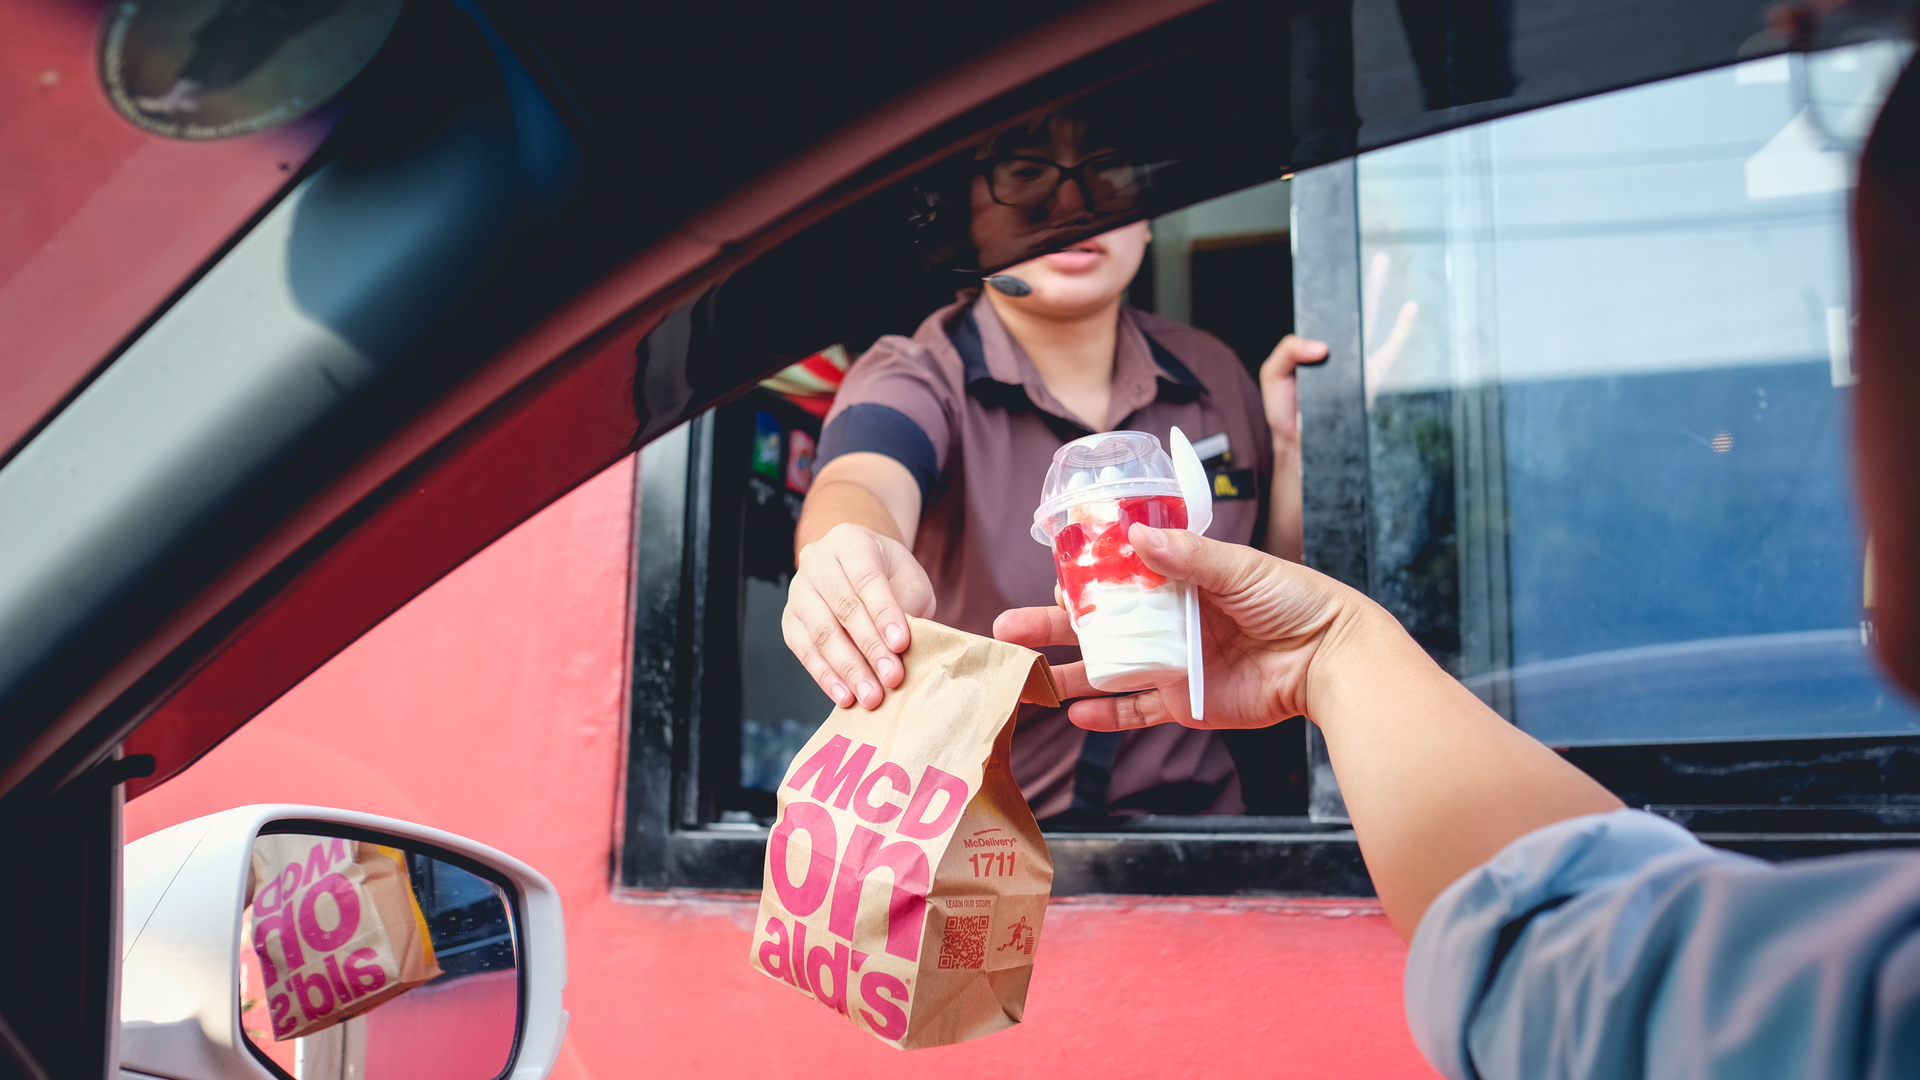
[{"left": 1405, "top": 808, "right": 1920, "bottom": 1080}]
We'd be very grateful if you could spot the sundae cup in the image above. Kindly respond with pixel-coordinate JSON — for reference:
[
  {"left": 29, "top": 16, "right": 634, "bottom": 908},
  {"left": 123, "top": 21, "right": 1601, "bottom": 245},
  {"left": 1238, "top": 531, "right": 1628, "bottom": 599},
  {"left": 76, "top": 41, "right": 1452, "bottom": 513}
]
[{"left": 1031, "top": 432, "right": 1191, "bottom": 693}]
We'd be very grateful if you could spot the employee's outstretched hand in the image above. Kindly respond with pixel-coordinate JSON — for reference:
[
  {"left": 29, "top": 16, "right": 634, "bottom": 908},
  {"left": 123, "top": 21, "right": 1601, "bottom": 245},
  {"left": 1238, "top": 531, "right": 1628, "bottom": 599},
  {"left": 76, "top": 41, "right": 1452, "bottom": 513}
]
[
  {"left": 995, "top": 525, "right": 1351, "bottom": 730},
  {"left": 785, "top": 521, "right": 935, "bottom": 710}
]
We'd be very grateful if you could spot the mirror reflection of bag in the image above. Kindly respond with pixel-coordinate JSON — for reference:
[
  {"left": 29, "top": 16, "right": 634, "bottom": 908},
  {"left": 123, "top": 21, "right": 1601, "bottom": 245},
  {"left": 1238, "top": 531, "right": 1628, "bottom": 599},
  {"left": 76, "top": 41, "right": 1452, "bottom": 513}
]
[
  {"left": 749, "top": 618, "right": 1061, "bottom": 1048},
  {"left": 248, "top": 836, "right": 443, "bottom": 1040}
]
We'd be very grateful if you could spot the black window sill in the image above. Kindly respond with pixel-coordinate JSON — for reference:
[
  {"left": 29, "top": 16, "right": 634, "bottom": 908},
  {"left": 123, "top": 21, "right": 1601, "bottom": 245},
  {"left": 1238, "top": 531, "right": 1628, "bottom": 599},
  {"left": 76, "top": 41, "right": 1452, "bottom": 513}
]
[
  {"left": 658, "top": 816, "right": 1375, "bottom": 896},
  {"left": 1646, "top": 804, "right": 1920, "bottom": 860},
  {"left": 648, "top": 809, "right": 1920, "bottom": 897}
]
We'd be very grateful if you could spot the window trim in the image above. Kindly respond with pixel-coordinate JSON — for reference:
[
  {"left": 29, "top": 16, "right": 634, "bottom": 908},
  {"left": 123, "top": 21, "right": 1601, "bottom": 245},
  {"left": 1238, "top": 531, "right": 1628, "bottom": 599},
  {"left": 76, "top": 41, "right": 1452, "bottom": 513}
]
[{"left": 1294, "top": 158, "right": 1369, "bottom": 826}]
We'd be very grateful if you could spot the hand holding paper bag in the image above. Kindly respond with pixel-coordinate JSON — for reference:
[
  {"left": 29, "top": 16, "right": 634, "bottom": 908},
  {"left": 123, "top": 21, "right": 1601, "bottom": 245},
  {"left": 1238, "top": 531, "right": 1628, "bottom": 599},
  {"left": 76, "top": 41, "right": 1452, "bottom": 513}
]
[{"left": 749, "top": 617, "right": 1059, "bottom": 1049}]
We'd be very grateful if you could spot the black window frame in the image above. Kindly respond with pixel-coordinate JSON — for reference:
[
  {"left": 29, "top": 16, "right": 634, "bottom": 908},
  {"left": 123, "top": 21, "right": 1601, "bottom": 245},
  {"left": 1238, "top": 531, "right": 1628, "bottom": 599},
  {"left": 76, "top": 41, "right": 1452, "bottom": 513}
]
[{"left": 618, "top": 61, "right": 1920, "bottom": 900}]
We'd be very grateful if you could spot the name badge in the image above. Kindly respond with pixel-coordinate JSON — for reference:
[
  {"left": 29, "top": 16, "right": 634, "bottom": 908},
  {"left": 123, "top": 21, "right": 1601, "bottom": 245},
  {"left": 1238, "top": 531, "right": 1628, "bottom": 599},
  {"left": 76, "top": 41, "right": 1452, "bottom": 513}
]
[{"left": 1209, "top": 468, "right": 1257, "bottom": 501}]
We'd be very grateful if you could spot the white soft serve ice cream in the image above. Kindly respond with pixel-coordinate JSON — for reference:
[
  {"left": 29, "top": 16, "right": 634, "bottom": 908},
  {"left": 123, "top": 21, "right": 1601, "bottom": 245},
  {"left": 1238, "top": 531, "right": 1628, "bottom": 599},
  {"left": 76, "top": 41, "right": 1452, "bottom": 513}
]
[{"left": 1073, "top": 579, "right": 1188, "bottom": 691}]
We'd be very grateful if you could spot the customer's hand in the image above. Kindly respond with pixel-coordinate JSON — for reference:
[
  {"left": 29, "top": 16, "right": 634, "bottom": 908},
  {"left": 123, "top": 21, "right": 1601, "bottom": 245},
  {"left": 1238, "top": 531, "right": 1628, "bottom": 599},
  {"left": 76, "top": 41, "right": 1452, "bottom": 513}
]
[
  {"left": 1005, "top": 525, "right": 1624, "bottom": 945},
  {"left": 785, "top": 522, "right": 936, "bottom": 710},
  {"left": 994, "top": 524, "right": 1359, "bottom": 730}
]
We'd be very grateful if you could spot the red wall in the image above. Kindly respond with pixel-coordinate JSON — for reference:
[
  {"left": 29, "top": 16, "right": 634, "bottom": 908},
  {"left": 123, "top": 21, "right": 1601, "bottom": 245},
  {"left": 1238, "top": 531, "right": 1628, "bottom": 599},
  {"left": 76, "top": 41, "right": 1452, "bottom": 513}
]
[{"left": 125, "top": 454, "right": 1440, "bottom": 1080}]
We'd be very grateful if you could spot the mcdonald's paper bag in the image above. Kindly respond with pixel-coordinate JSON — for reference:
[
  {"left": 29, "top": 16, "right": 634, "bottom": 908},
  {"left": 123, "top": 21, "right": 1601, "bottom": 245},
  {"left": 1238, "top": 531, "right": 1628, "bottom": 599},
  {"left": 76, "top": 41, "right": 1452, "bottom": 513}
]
[
  {"left": 749, "top": 617, "right": 1061, "bottom": 1048},
  {"left": 248, "top": 835, "right": 443, "bottom": 1039}
]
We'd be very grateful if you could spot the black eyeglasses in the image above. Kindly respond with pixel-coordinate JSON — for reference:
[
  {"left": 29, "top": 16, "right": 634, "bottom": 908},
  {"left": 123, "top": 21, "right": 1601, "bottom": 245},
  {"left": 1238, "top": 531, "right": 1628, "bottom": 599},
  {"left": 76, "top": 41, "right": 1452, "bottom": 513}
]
[{"left": 978, "top": 153, "right": 1145, "bottom": 214}]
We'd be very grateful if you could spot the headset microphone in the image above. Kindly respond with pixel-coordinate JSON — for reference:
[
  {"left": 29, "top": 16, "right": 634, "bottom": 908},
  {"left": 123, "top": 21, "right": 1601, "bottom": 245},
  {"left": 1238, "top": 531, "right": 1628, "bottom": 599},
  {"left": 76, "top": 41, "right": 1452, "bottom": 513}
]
[{"left": 983, "top": 275, "right": 1032, "bottom": 297}]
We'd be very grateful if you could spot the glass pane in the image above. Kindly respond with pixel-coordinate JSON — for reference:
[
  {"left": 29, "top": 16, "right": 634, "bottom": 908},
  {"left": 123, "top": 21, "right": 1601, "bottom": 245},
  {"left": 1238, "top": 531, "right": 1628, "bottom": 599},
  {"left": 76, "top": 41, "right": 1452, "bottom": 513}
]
[
  {"left": 740, "top": 578, "right": 832, "bottom": 805},
  {"left": 240, "top": 833, "right": 519, "bottom": 1080},
  {"left": 1356, "top": 44, "right": 1920, "bottom": 746},
  {"left": 733, "top": 399, "right": 834, "bottom": 818}
]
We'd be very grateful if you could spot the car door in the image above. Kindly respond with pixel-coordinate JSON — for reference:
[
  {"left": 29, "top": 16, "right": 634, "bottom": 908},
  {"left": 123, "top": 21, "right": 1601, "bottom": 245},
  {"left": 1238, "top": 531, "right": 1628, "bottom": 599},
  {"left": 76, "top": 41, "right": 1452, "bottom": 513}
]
[{"left": 1, "top": 0, "right": 1900, "bottom": 1075}]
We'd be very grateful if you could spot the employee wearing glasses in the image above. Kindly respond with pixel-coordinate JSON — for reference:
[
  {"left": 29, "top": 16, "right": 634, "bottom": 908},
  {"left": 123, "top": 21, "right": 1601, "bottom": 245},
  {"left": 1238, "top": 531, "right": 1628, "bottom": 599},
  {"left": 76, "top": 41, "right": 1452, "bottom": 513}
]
[{"left": 782, "top": 107, "right": 1327, "bottom": 822}]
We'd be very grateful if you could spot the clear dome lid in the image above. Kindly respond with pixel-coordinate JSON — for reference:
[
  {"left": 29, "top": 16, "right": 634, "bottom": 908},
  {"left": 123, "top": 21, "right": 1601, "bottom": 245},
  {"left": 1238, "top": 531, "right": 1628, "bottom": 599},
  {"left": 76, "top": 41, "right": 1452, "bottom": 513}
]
[{"left": 1030, "top": 431, "right": 1183, "bottom": 544}]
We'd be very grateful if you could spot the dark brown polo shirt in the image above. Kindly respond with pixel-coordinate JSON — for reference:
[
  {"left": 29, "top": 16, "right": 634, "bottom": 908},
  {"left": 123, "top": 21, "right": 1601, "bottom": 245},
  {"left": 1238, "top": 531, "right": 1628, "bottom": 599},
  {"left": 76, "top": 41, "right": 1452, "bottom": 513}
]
[{"left": 816, "top": 294, "right": 1273, "bottom": 820}]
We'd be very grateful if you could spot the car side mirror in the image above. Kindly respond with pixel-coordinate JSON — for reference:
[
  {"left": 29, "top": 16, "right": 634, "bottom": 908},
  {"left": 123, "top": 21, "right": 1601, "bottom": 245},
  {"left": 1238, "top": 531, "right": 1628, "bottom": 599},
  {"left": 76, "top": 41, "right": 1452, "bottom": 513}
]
[{"left": 121, "top": 805, "right": 566, "bottom": 1080}]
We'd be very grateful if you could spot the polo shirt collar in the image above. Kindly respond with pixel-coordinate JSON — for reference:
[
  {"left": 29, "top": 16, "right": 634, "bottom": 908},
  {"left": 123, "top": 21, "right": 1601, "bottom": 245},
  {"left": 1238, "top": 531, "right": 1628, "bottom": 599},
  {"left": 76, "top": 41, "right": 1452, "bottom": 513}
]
[{"left": 954, "top": 297, "right": 1207, "bottom": 432}]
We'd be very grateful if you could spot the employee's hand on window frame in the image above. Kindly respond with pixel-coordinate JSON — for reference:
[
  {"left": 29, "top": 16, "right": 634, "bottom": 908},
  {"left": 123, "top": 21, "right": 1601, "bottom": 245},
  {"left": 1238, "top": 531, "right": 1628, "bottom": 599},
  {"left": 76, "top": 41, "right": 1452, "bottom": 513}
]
[
  {"left": 1257, "top": 334, "right": 1328, "bottom": 563},
  {"left": 994, "top": 524, "right": 1350, "bottom": 729},
  {"left": 1259, "top": 334, "right": 1328, "bottom": 447},
  {"left": 784, "top": 522, "right": 936, "bottom": 710}
]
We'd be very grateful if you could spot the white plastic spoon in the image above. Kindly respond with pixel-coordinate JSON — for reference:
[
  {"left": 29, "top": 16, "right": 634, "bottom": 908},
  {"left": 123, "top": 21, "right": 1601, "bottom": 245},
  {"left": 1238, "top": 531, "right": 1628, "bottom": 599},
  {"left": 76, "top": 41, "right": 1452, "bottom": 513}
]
[{"left": 1167, "top": 427, "right": 1213, "bottom": 720}]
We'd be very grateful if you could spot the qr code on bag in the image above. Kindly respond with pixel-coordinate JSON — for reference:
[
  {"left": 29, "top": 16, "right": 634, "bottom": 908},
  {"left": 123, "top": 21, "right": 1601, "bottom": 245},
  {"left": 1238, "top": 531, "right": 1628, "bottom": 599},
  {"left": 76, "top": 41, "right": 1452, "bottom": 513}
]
[{"left": 938, "top": 915, "right": 991, "bottom": 969}]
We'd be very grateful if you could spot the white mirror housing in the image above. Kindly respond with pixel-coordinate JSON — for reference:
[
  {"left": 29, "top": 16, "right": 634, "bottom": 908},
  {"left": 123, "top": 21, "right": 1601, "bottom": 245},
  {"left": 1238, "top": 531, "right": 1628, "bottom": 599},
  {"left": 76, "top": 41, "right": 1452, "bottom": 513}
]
[{"left": 120, "top": 805, "right": 566, "bottom": 1080}]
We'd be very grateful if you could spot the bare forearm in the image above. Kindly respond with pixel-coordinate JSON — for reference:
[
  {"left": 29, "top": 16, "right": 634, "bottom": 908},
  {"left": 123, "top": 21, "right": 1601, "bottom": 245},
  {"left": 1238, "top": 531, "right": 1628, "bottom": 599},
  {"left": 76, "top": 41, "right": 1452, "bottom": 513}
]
[
  {"left": 1263, "top": 436, "right": 1303, "bottom": 562},
  {"left": 796, "top": 478, "right": 910, "bottom": 558},
  {"left": 1308, "top": 601, "right": 1624, "bottom": 940},
  {"left": 796, "top": 452, "right": 923, "bottom": 560},
  {"left": 1001, "top": 524, "right": 1616, "bottom": 939}
]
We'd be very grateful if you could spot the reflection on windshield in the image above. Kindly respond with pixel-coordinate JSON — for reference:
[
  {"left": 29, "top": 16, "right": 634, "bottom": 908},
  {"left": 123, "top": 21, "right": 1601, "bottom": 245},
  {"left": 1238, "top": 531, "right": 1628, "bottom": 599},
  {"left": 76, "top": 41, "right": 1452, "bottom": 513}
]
[
  {"left": 1357, "top": 44, "right": 1920, "bottom": 746},
  {"left": 906, "top": 59, "right": 1285, "bottom": 279},
  {"left": 965, "top": 111, "right": 1164, "bottom": 272}
]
